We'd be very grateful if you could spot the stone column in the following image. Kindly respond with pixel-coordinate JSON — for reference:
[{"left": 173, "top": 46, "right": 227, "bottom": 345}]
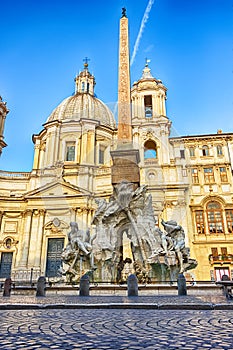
[
  {"left": 152, "top": 95, "right": 156, "bottom": 116},
  {"left": 77, "top": 136, "right": 81, "bottom": 164},
  {"left": 87, "top": 130, "right": 95, "bottom": 164},
  {"left": 18, "top": 210, "right": 33, "bottom": 268},
  {"left": 46, "top": 132, "right": 54, "bottom": 165},
  {"left": 27, "top": 210, "right": 40, "bottom": 268},
  {"left": 81, "top": 131, "right": 88, "bottom": 164},
  {"left": 33, "top": 210, "right": 46, "bottom": 274},
  {"left": 162, "top": 94, "right": 166, "bottom": 116},
  {"left": 70, "top": 207, "right": 77, "bottom": 223},
  {"left": 82, "top": 208, "right": 88, "bottom": 229},
  {"left": 0, "top": 211, "right": 4, "bottom": 232},
  {"left": 32, "top": 142, "right": 40, "bottom": 170}
]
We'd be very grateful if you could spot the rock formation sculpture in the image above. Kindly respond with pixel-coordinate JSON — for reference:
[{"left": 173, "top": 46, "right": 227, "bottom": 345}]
[{"left": 61, "top": 181, "right": 197, "bottom": 283}]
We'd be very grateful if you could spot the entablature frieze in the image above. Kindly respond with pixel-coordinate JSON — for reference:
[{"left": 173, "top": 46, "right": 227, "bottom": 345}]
[
  {"left": 170, "top": 134, "right": 233, "bottom": 144},
  {"left": 192, "top": 234, "right": 233, "bottom": 245},
  {"left": 189, "top": 196, "right": 233, "bottom": 209},
  {"left": 164, "top": 199, "right": 187, "bottom": 208},
  {"left": 186, "top": 163, "right": 231, "bottom": 170}
]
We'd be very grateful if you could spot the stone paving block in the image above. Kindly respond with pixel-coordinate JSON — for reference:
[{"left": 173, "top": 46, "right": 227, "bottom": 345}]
[{"left": 0, "top": 309, "right": 233, "bottom": 349}]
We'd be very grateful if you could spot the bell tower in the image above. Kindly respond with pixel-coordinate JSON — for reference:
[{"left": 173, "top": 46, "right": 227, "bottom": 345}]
[{"left": 111, "top": 8, "right": 140, "bottom": 188}]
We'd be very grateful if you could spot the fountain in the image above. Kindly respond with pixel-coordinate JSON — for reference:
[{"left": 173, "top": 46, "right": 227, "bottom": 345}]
[{"left": 61, "top": 181, "right": 197, "bottom": 284}]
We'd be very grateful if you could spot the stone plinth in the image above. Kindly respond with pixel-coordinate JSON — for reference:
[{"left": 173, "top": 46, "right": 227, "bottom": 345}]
[{"left": 111, "top": 147, "right": 140, "bottom": 187}]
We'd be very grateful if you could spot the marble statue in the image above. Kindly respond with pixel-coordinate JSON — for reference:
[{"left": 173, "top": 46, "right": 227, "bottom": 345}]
[
  {"left": 60, "top": 222, "right": 95, "bottom": 283},
  {"left": 61, "top": 181, "right": 197, "bottom": 283}
]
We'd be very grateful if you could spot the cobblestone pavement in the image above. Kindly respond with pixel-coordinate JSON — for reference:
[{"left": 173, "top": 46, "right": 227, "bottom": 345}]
[{"left": 0, "top": 308, "right": 233, "bottom": 349}]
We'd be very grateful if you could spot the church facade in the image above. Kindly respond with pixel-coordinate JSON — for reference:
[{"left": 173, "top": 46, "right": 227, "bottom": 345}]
[{"left": 0, "top": 15, "right": 233, "bottom": 283}]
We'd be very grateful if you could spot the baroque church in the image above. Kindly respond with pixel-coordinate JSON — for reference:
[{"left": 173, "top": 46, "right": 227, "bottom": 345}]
[{"left": 0, "top": 11, "right": 233, "bottom": 283}]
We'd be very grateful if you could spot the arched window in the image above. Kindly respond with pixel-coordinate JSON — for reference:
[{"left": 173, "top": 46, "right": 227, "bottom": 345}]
[
  {"left": 194, "top": 200, "right": 233, "bottom": 236},
  {"left": 202, "top": 145, "right": 209, "bottom": 156},
  {"left": 207, "top": 201, "right": 224, "bottom": 233},
  {"left": 144, "top": 140, "right": 157, "bottom": 159},
  {"left": 5, "top": 238, "right": 12, "bottom": 249}
]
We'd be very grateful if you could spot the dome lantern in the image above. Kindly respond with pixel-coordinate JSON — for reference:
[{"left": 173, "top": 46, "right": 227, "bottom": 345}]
[
  {"left": 75, "top": 58, "right": 96, "bottom": 95},
  {"left": 46, "top": 61, "right": 115, "bottom": 128}
]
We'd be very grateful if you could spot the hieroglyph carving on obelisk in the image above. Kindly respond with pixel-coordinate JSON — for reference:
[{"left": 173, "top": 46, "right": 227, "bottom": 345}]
[{"left": 118, "top": 12, "right": 132, "bottom": 143}]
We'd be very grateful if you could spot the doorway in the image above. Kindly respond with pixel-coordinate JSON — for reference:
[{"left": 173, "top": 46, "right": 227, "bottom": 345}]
[
  {"left": 0, "top": 252, "right": 13, "bottom": 278},
  {"left": 45, "top": 238, "right": 64, "bottom": 278}
]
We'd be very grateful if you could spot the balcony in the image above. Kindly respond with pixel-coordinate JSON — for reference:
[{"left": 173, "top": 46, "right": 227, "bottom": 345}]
[{"left": 209, "top": 254, "right": 233, "bottom": 265}]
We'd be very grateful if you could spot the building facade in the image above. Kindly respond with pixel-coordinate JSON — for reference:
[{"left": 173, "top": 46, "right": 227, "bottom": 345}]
[{"left": 1, "top": 28, "right": 233, "bottom": 284}]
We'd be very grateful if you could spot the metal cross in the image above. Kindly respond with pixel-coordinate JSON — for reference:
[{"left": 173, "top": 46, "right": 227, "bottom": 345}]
[{"left": 83, "top": 57, "right": 90, "bottom": 67}]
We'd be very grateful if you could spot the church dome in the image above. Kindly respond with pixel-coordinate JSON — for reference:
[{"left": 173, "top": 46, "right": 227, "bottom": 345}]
[
  {"left": 46, "top": 62, "right": 116, "bottom": 128},
  {"left": 46, "top": 93, "right": 115, "bottom": 128}
]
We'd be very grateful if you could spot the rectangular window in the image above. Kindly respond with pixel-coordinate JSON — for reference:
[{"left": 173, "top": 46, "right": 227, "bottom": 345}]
[
  {"left": 144, "top": 95, "right": 153, "bottom": 118},
  {"left": 99, "top": 148, "right": 105, "bottom": 164},
  {"left": 211, "top": 247, "right": 218, "bottom": 257},
  {"left": 226, "top": 210, "right": 233, "bottom": 233},
  {"left": 219, "top": 167, "right": 228, "bottom": 182},
  {"left": 195, "top": 211, "right": 205, "bottom": 233},
  {"left": 211, "top": 247, "right": 219, "bottom": 261},
  {"left": 207, "top": 211, "right": 223, "bottom": 233},
  {"left": 66, "top": 142, "right": 75, "bottom": 161},
  {"left": 221, "top": 247, "right": 228, "bottom": 258},
  {"left": 217, "top": 145, "right": 223, "bottom": 156},
  {"left": 180, "top": 150, "right": 185, "bottom": 159},
  {"left": 204, "top": 167, "right": 214, "bottom": 183},
  {"left": 189, "top": 147, "right": 195, "bottom": 157},
  {"left": 191, "top": 168, "right": 199, "bottom": 184}
]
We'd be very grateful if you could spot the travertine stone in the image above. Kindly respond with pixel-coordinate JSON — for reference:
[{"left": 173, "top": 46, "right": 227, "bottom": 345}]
[
  {"left": 79, "top": 274, "right": 90, "bottom": 296},
  {"left": 177, "top": 273, "right": 187, "bottom": 296},
  {"left": 127, "top": 274, "right": 138, "bottom": 296},
  {"left": 111, "top": 148, "right": 140, "bottom": 187},
  {"left": 36, "top": 276, "right": 46, "bottom": 297},
  {"left": 3, "top": 278, "right": 12, "bottom": 297}
]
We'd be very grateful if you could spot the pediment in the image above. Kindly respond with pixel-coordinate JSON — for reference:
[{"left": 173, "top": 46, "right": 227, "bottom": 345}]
[{"left": 24, "top": 180, "right": 91, "bottom": 199}]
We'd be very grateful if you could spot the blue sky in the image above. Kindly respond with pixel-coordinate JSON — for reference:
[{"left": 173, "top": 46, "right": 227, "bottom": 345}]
[{"left": 1, "top": 0, "right": 232, "bottom": 171}]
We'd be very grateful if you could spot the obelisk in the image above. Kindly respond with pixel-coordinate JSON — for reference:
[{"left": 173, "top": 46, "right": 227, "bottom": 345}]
[
  {"left": 111, "top": 8, "right": 140, "bottom": 188},
  {"left": 0, "top": 96, "right": 8, "bottom": 156},
  {"left": 117, "top": 7, "right": 132, "bottom": 144}
]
